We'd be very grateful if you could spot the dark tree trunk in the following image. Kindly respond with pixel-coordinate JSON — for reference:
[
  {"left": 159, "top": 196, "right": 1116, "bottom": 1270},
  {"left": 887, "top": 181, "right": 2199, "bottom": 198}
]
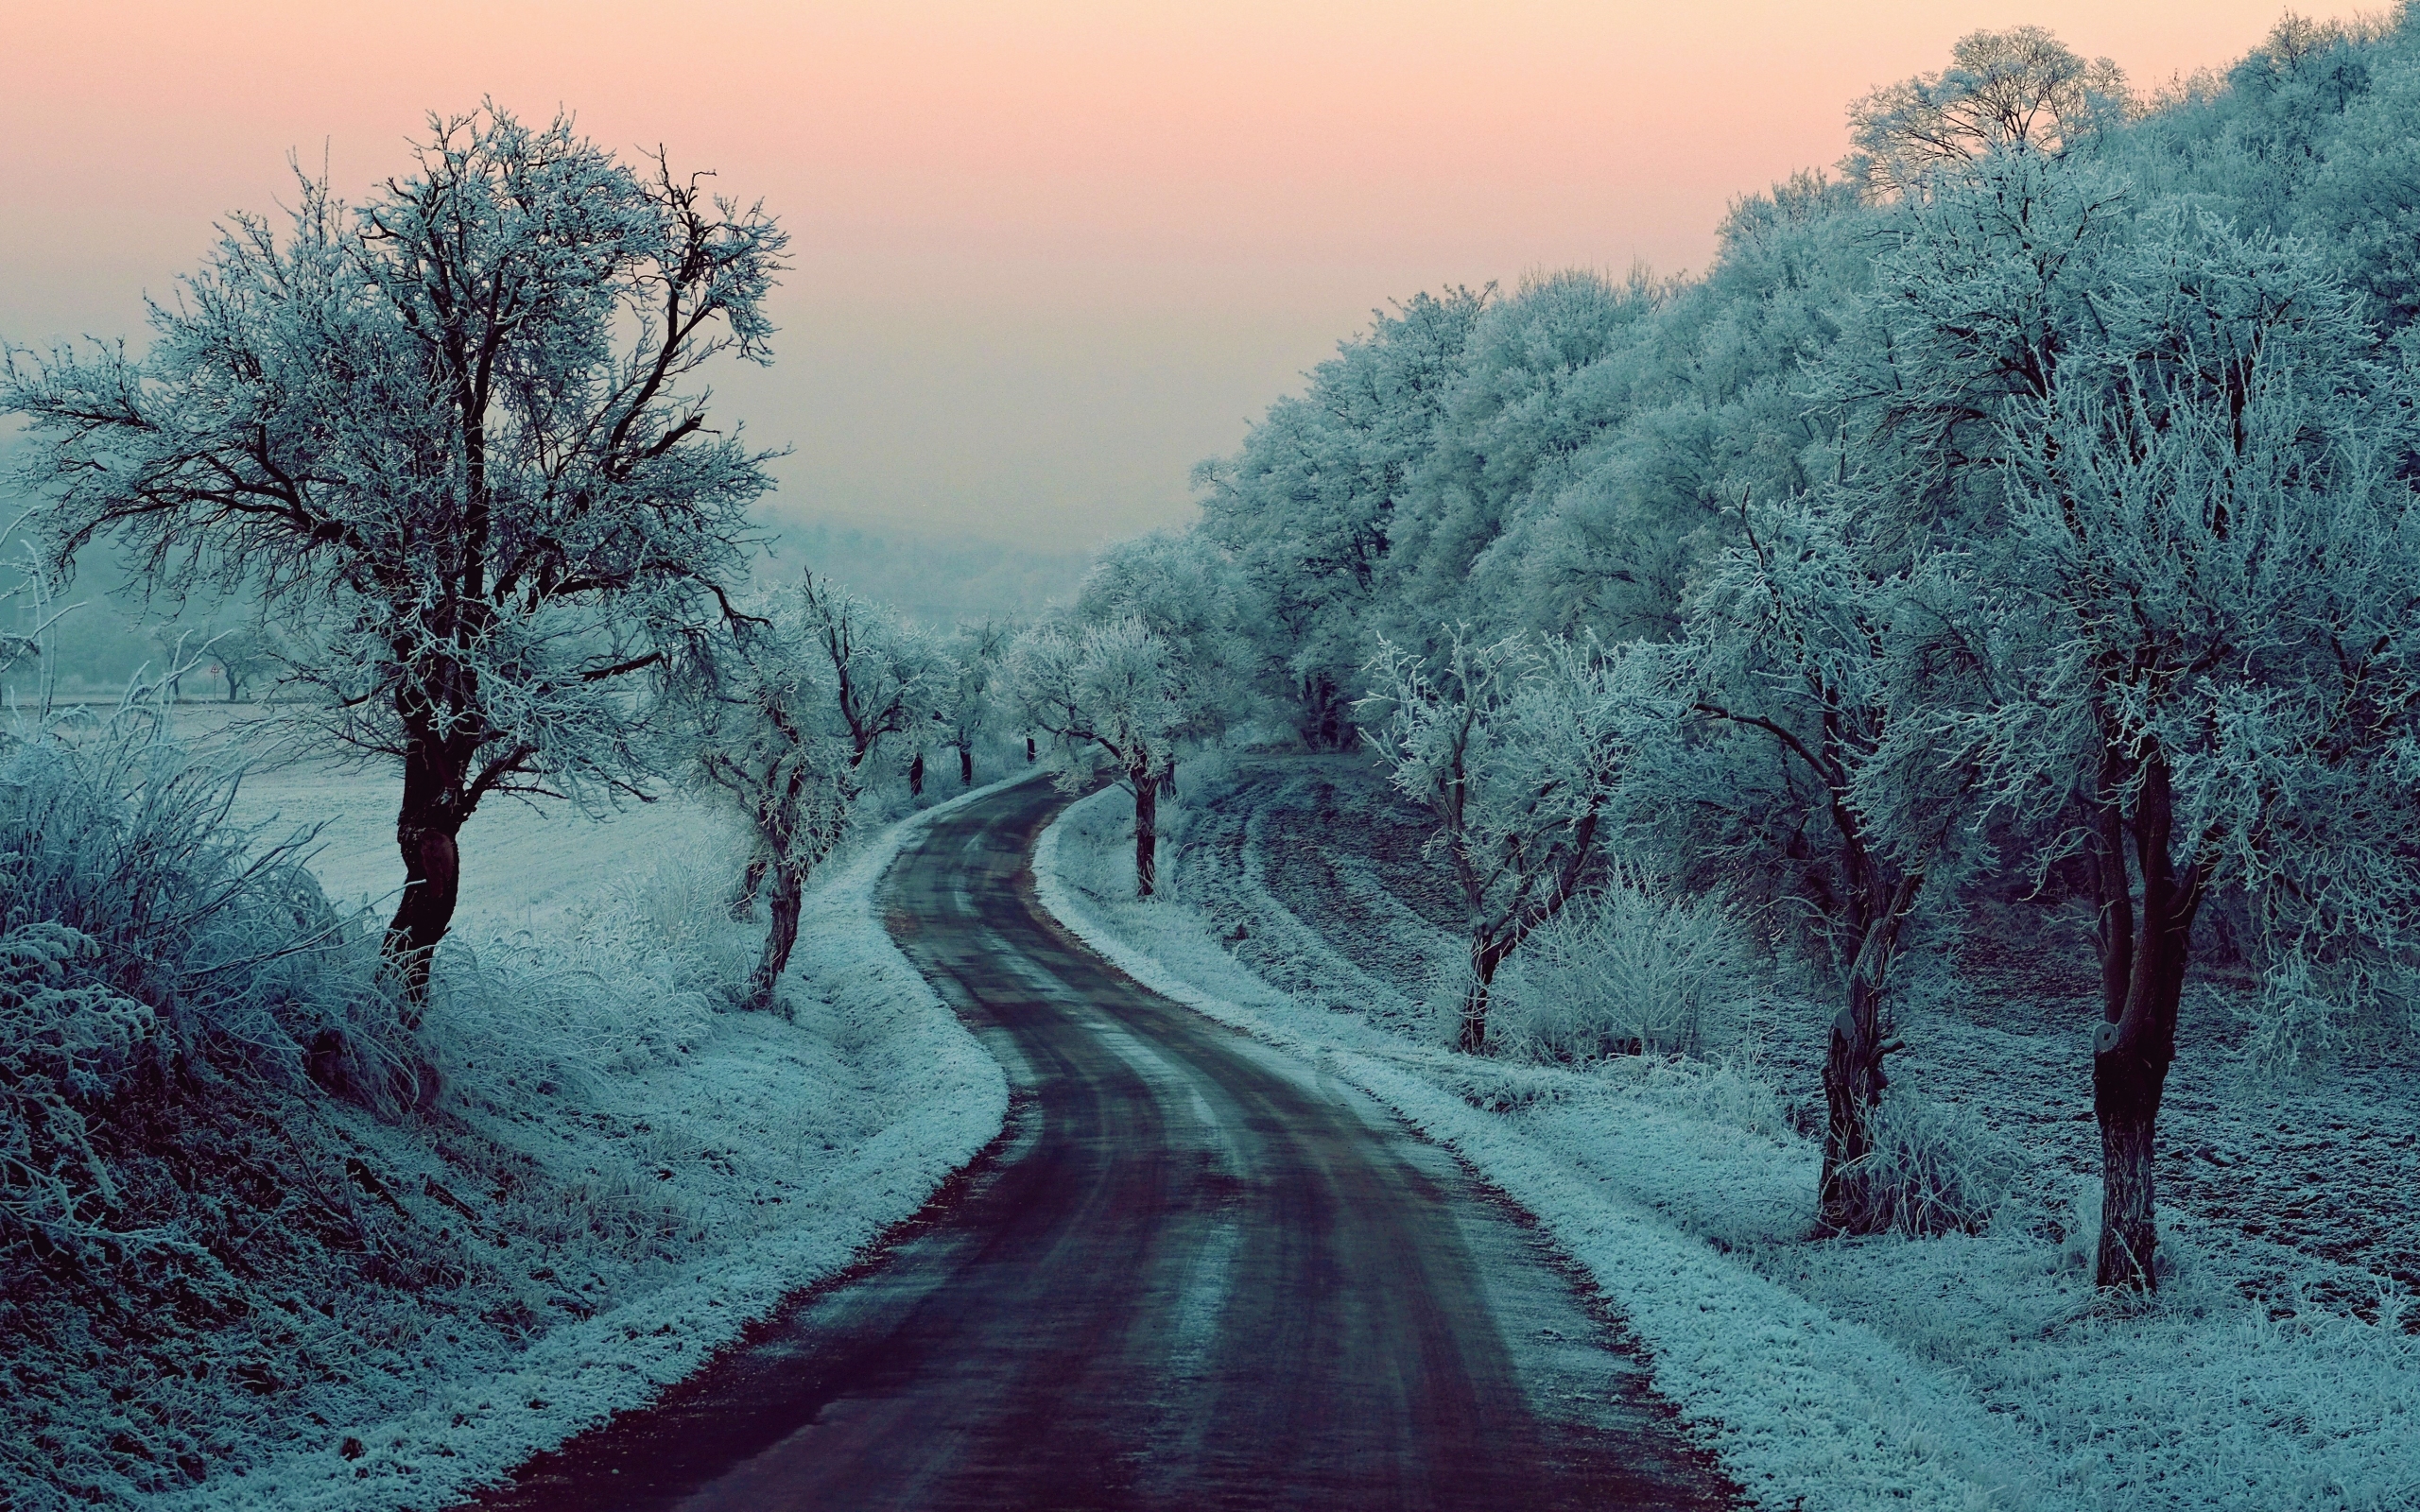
[
  {"left": 1132, "top": 769, "right": 1159, "bottom": 898},
  {"left": 908, "top": 750, "right": 925, "bottom": 798},
  {"left": 1818, "top": 983, "right": 1896, "bottom": 1231},
  {"left": 1027, "top": 734, "right": 1037, "bottom": 764},
  {"left": 1301, "top": 672, "right": 1347, "bottom": 750},
  {"left": 1459, "top": 934, "right": 1514, "bottom": 1054},
  {"left": 386, "top": 732, "right": 472, "bottom": 1024},
  {"left": 748, "top": 859, "right": 805, "bottom": 1011},
  {"left": 2095, "top": 937, "right": 2190, "bottom": 1288},
  {"left": 1818, "top": 871, "right": 1920, "bottom": 1234},
  {"left": 959, "top": 746, "right": 975, "bottom": 786},
  {"left": 2086, "top": 749, "right": 2202, "bottom": 1291},
  {"left": 2096, "top": 1063, "right": 2161, "bottom": 1286},
  {"left": 1449, "top": 806, "right": 1601, "bottom": 1057},
  {"left": 731, "top": 852, "right": 768, "bottom": 919}
]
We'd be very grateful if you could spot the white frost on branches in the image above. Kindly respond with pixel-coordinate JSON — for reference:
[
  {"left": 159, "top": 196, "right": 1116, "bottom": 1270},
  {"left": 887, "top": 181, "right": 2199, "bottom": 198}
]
[
  {"left": 1357, "top": 628, "right": 1639, "bottom": 1051},
  {"left": 1, "top": 103, "right": 786, "bottom": 997},
  {"left": 691, "top": 576, "right": 944, "bottom": 1007}
]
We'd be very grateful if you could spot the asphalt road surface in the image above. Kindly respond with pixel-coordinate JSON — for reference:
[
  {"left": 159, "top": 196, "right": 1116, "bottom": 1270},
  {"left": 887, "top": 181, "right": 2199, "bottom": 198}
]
[{"left": 473, "top": 779, "right": 1736, "bottom": 1511}]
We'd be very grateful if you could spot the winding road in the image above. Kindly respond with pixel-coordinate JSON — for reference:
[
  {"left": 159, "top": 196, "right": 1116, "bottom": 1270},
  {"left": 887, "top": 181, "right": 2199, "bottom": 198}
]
[{"left": 474, "top": 779, "right": 1735, "bottom": 1510}]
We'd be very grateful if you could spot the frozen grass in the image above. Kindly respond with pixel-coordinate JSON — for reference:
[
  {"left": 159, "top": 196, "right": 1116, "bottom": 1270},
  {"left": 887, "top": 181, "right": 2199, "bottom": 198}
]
[
  {"left": 1042, "top": 760, "right": 2420, "bottom": 1512},
  {"left": 3, "top": 713, "right": 1014, "bottom": 1512}
]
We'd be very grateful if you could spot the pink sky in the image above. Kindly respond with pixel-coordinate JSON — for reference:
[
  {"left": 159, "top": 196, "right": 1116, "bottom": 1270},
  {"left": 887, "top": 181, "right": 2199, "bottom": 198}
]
[{"left": 0, "top": 2, "right": 2374, "bottom": 549}]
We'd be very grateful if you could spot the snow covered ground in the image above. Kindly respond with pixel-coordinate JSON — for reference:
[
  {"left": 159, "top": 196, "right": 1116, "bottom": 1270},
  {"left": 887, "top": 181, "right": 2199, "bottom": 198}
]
[
  {"left": 1035, "top": 757, "right": 2420, "bottom": 1512},
  {"left": 18, "top": 710, "right": 1018, "bottom": 1512}
]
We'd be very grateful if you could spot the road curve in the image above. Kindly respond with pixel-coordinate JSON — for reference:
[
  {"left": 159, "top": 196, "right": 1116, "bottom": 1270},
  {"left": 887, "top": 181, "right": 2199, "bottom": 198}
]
[{"left": 472, "top": 779, "right": 1736, "bottom": 1511}]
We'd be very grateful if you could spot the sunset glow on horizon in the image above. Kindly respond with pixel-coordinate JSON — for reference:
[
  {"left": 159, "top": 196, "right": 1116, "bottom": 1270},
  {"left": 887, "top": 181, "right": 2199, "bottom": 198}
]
[{"left": 1, "top": 1, "right": 2377, "bottom": 548}]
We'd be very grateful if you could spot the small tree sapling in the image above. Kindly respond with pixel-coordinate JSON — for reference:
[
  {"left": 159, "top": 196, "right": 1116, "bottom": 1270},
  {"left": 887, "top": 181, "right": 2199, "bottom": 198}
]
[
  {"left": 1358, "top": 628, "right": 1636, "bottom": 1053},
  {"left": 1010, "top": 615, "right": 1200, "bottom": 897}
]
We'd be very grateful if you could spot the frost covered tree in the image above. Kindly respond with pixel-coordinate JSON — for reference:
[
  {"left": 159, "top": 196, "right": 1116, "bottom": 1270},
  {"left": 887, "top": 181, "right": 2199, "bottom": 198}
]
[
  {"left": 690, "top": 587, "right": 863, "bottom": 1011},
  {"left": 1063, "top": 529, "right": 1258, "bottom": 798},
  {"left": 204, "top": 623, "right": 281, "bottom": 704},
  {"left": 1905, "top": 220, "right": 2420, "bottom": 1288},
  {"left": 793, "top": 575, "right": 946, "bottom": 775},
  {"left": 1817, "top": 146, "right": 2128, "bottom": 547},
  {"left": 1660, "top": 492, "right": 1952, "bottom": 1232},
  {"left": 1847, "top": 26, "right": 2129, "bottom": 199},
  {"left": 728, "top": 576, "right": 943, "bottom": 911},
  {"left": 1074, "top": 531, "right": 1255, "bottom": 695},
  {"left": 1, "top": 105, "right": 785, "bottom": 1005},
  {"left": 1194, "top": 287, "right": 1488, "bottom": 744},
  {"left": 1384, "top": 270, "right": 1670, "bottom": 638},
  {"left": 1359, "top": 630, "right": 1636, "bottom": 1052},
  {"left": 939, "top": 618, "right": 1011, "bottom": 787},
  {"left": 1488, "top": 174, "right": 1870, "bottom": 645},
  {"left": 1010, "top": 616, "right": 1198, "bottom": 897}
]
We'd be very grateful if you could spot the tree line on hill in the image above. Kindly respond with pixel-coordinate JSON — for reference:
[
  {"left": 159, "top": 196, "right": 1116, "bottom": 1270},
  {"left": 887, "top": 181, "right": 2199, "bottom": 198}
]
[{"left": 1184, "top": 13, "right": 2420, "bottom": 1289}]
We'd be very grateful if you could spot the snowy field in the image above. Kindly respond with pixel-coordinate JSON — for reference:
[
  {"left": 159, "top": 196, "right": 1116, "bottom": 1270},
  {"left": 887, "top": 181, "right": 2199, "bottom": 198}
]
[
  {"left": 1036, "top": 758, "right": 2420, "bottom": 1512},
  {"left": 13, "top": 708, "right": 1011, "bottom": 1512}
]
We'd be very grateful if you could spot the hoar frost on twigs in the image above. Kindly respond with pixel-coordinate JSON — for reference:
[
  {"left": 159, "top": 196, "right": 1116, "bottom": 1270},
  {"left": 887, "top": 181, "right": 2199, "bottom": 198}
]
[
  {"left": 0, "top": 692, "right": 388, "bottom": 1263},
  {"left": 1906, "top": 215, "right": 2420, "bottom": 1287},
  {"left": 1845, "top": 26, "right": 2130, "bottom": 201},
  {"left": 940, "top": 619, "right": 1013, "bottom": 788},
  {"left": 0, "top": 103, "right": 786, "bottom": 1017},
  {"left": 1661, "top": 489, "right": 1959, "bottom": 1235},
  {"left": 694, "top": 576, "right": 944, "bottom": 1008},
  {"left": 1357, "top": 628, "right": 1640, "bottom": 1054},
  {"left": 1491, "top": 863, "right": 1753, "bottom": 1064},
  {"left": 1011, "top": 616, "right": 1195, "bottom": 898}
]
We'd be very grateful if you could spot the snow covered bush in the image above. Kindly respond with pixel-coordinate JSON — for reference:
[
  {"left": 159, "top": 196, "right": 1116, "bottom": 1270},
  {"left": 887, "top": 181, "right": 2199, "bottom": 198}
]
[
  {"left": 1831, "top": 1091, "right": 2022, "bottom": 1237},
  {"left": 0, "top": 703, "right": 389, "bottom": 1116},
  {"left": 0, "top": 704, "right": 404, "bottom": 1503},
  {"left": 1493, "top": 866, "right": 1753, "bottom": 1062},
  {"left": 588, "top": 826, "right": 761, "bottom": 1005},
  {"left": 0, "top": 921, "right": 158, "bottom": 1252}
]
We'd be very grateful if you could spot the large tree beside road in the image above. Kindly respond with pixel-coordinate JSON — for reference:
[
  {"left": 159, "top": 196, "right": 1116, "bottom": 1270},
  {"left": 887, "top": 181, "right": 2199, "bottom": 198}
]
[{"left": 1, "top": 104, "right": 786, "bottom": 1008}]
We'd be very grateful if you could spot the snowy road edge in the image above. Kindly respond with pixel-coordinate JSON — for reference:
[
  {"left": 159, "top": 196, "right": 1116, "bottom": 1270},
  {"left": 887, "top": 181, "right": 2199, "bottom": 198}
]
[
  {"left": 1031, "top": 786, "right": 2033, "bottom": 1512},
  {"left": 191, "top": 778, "right": 1026, "bottom": 1512}
]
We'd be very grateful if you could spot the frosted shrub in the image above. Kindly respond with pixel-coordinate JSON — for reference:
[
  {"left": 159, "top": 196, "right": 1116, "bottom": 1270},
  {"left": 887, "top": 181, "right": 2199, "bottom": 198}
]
[
  {"left": 1494, "top": 867, "right": 1753, "bottom": 1064},
  {"left": 0, "top": 707, "right": 415, "bottom": 1501},
  {"left": 1833, "top": 1090, "right": 2021, "bottom": 1237},
  {"left": 0, "top": 922, "right": 158, "bottom": 1248},
  {"left": 0, "top": 709, "right": 389, "bottom": 1177},
  {"left": 592, "top": 830, "right": 759, "bottom": 1005},
  {"left": 1416, "top": 950, "right": 1483, "bottom": 1049}
]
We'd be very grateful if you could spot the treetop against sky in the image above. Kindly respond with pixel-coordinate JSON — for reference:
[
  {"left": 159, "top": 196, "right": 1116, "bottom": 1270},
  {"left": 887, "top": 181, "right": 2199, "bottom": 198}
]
[{"left": 0, "top": 1, "right": 2372, "bottom": 550}]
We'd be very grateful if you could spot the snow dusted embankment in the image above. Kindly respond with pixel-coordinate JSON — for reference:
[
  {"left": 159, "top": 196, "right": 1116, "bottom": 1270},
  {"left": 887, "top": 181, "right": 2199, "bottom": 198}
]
[
  {"left": 157, "top": 782, "right": 1014, "bottom": 1512},
  {"left": 1035, "top": 786, "right": 2035, "bottom": 1512}
]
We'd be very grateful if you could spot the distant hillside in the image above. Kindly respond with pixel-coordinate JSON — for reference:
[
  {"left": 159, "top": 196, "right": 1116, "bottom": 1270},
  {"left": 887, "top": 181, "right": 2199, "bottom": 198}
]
[{"left": 762, "top": 517, "right": 1096, "bottom": 627}]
